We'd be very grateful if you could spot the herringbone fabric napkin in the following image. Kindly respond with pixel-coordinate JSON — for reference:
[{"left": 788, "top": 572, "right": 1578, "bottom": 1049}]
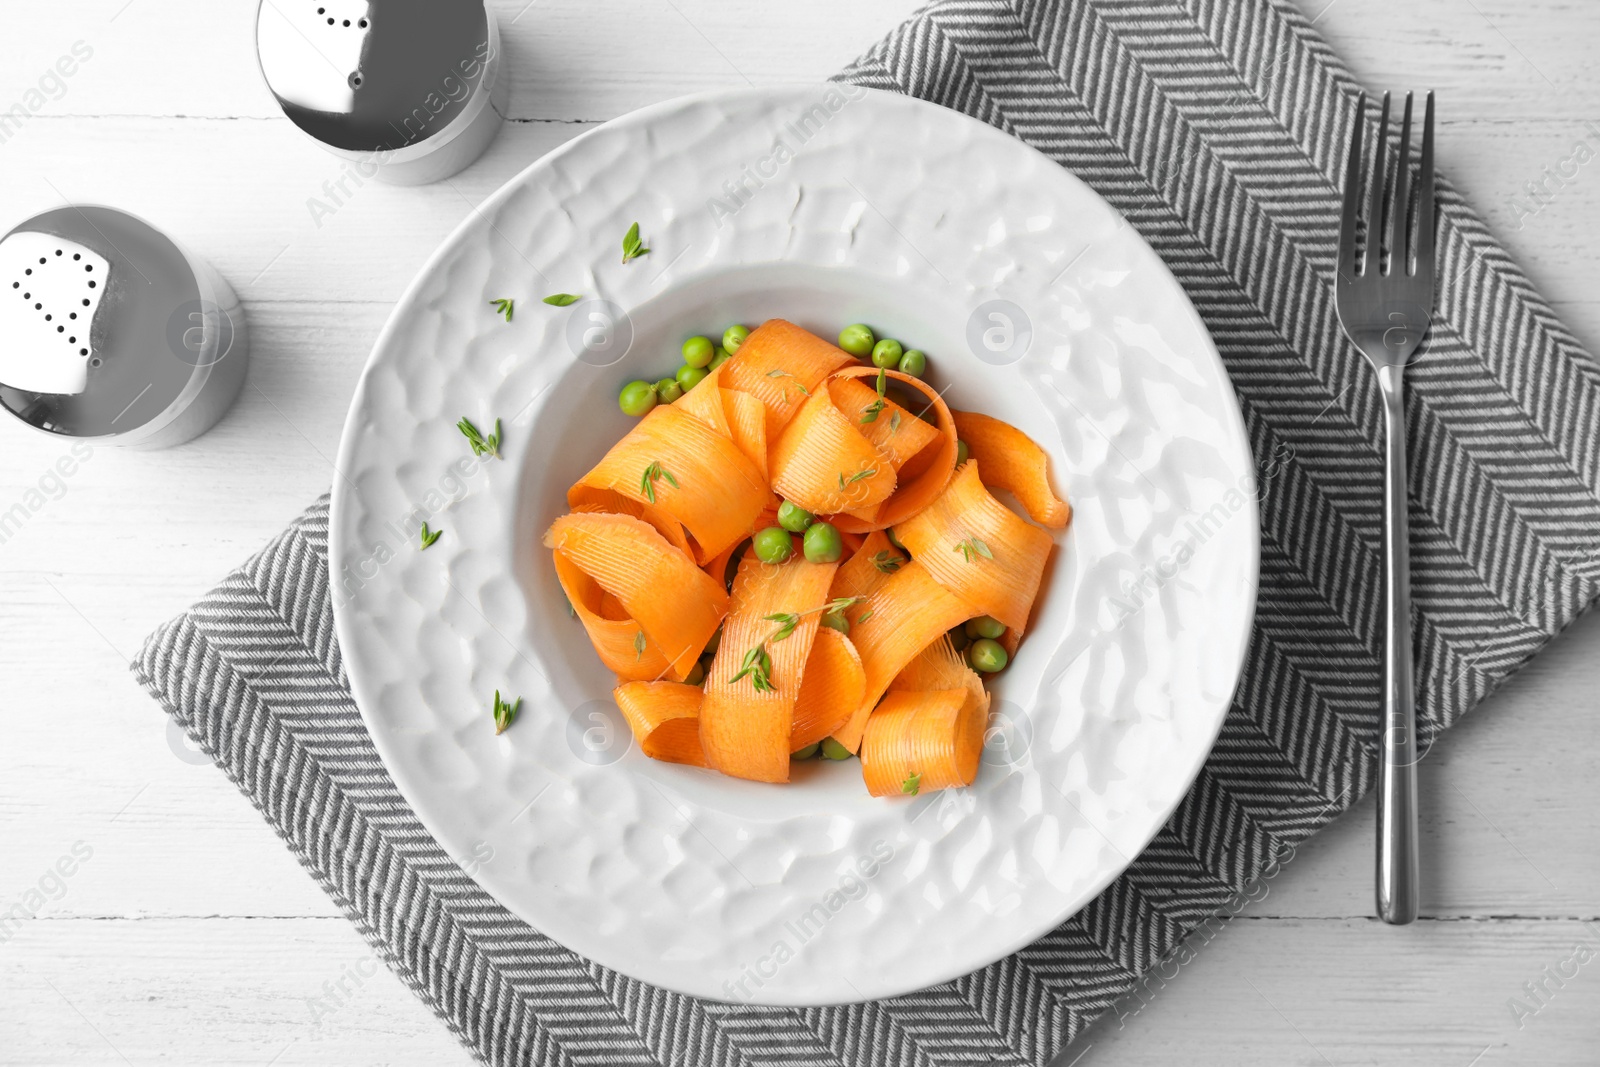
[{"left": 133, "top": 0, "right": 1600, "bottom": 1063}]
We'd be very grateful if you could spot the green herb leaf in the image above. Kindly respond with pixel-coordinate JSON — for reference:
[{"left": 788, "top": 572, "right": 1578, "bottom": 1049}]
[
  {"left": 634, "top": 630, "right": 647, "bottom": 661},
  {"left": 622, "top": 222, "right": 650, "bottom": 263},
  {"left": 457, "top": 415, "right": 503, "bottom": 459},
  {"left": 640, "top": 461, "right": 678, "bottom": 504},
  {"left": 871, "top": 550, "right": 904, "bottom": 574},
  {"left": 763, "top": 612, "right": 800, "bottom": 642},
  {"left": 954, "top": 536, "right": 994, "bottom": 563},
  {"left": 889, "top": 409, "right": 902, "bottom": 434},
  {"left": 762, "top": 597, "right": 865, "bottom": 643},
  {"left": 542, "top": 293, "right": 581, "bottom": 306},
  {"left": 861, "top": 398, "right": 886, "bottom": 424},
  {"left": 856, "top": 608, "right": 874, "bottom": 624},
  {"left": 490, "top": 298, "right": 514, "bottom": 322},
  {"left": 419, "top": 522, "right": 443, "bottom": 550},
  {"left": 492, "top": 690, "right": 522, "bottom": 735},
  {"left": 767, "top": 369, "right": 791, "bottom": 378},
  {"left": 729, "top": 643, "right": 775, "bottom": 692},
  {"left": 901, "top": 771, "right": 922, "bottom": 795},
  {"left": 875, "top": 369, "right": 888, "bottom": 397},
  {"left": 846, "top": 469, "right": 877, "bottom": 485}
]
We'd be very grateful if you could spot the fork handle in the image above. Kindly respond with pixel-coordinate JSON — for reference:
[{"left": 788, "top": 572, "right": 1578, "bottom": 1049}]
[{"left": 1376, "top": 365, "right": 1419, "bottom": 925}]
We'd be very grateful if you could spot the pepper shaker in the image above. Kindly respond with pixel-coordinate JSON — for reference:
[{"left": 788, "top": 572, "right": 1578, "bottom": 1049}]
[
  {"left": 255, "top": 0, "right": 508, "bottom": 186},
  {"left": 0, "top": 205, "right": 248, "bottom": 450}
]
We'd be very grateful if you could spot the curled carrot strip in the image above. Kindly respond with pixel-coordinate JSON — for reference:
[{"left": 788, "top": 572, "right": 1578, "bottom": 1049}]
[
  {"left": 554, "top": 552, "right": 675, "bottom": 681},
  {"left": 569, "top": 489, "right": 694, "bottom": 560},
  {"left": 951, "top": 410, "right": 1071, "bottom": 529},
  {"left": 569, "top": 403, "right": 768, "bottom": 563},
  {"left": 859, "top": 637, "right": 988, "bottom": 796},
  {"left": 826, "top": 367, "right": 958, "bottom": 533},
  {"left": 769, "top": 388, "right": 897, "bottom": 516},
  {"left": 893, "top": 459, "right": 1054, "bottom": 638},
  {"left": 831, "top": 560, "right": 970, "bottom": 752},
  {"left": 698, "top": 553, "right": 841, "bottom": 782},
  {"left": 613, "top": 680, "right": 708, "bottom": 767},
  {"left": 544, "top": 511, "right": 729, "bottom": 680},
  {"left": 828, "top": 377, "right": 941, "bottom": 471},
  {"left": 828, "top": 530, "right": 903, "bottom": 605},
  {"left": 790, "top": 626, "right": 865, "bottom": 751},
  {"left": 720, "top": 319, "right": 856, "bottom": 438}
]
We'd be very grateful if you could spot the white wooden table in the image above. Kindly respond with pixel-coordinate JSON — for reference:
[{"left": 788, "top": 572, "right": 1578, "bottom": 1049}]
[{"left": 2, "top": 1, "right": 1597, "bottom": 1064}]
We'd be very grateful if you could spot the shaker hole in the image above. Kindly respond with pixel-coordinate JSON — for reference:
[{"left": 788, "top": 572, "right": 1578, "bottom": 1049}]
[{"left": 90, "top": 357, "right": 101, "bottom": 366}]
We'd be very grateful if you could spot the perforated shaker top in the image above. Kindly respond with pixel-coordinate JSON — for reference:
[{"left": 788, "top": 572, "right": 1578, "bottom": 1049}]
[{"left": 255, "top": 0, "right": 492, "bottom": 154}]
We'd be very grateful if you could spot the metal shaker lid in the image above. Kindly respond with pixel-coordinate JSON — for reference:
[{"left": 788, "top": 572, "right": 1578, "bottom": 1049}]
[
  {"left": 256, "top": 0, "right": 492, "bottom": 154},
  {"left": 0, "top": 206, "right": 209, "bottom": 439}
]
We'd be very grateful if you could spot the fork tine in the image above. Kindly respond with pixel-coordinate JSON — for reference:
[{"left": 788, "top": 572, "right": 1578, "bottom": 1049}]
[
  {"left": 1338, "top": 93, "right": 1366, "bottom": 281},
  {"left": 1363, "top": 91, "right": 1390, "bottom": 277},
  {"left": 1414, "top": 91, "right": 1435, "bottom": 278},
  {"left": 1389, "top": 92, "right": 1413, "bottom": 276}
]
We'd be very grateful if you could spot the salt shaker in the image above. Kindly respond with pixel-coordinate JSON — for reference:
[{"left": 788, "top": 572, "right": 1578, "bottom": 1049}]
[
  {"left": 255, "top": 0, "right": 508, "bottom": 186},
  {"left": 0, "top": 205, "right": 248, "bottom": 450}
]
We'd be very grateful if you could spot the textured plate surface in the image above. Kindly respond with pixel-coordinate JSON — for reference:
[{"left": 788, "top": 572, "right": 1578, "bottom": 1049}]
[{"left": 330, "top": 86, "right": 1259, "bottom": 1005}]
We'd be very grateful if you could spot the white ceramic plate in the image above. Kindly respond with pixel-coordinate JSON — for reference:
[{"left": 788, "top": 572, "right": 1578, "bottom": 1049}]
[{"left": 330, "top": 86, "right": 1259, "bottom": 1006}]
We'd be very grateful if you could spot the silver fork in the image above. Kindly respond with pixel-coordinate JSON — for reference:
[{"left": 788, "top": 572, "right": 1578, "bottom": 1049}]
[{"left": 1334, "top": 90, "right": 1435, "bottom": 926}]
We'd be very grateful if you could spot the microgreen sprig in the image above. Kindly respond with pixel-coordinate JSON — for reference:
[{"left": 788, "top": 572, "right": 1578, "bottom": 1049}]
[
  {"left": 954, "top": 536, "right": 994, "bottom": 563},
  {"left": 457, "top": 416, "right": 502, "bottom": 459},
  {"left": 419, "top": 522, "right": 443, "bottom": 550},
  {"left": 761, "top": 597, "right": 865, "bottom": 642},
  {"left": 622, "top": 222, "right": 650, "bottom": 263},
  {"left": 729, "top": 643, "right": 774, "bottom": 692},
  {"left": 634, "top": 630, "right": 647, "bottom": 661},
  {"left": 490, "top": 298, "right": 514, "bottom": 322},
  {"left": 639, "top": 461, "right": 679, "bottom": 504},
  {"left": 860, "top": 369, "right": 889, "bottom": 424},
  {"left": 871, "top": 550, "right": 904, "bottom": 574},
  {"left": 901, "top": 771, "right": 922, "bottom": 795},
  {"left": 838, "top": 468, "right": 877, "bottom": 491},
  {"left": 542, "top": 293, "right": 581, "bottom": 306},
  {"left": 492, "top": 690, "right": 522, "bottom": 735}
]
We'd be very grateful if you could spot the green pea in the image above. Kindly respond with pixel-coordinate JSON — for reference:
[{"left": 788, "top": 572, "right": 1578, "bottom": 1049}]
[
  {"left": 819, "top": 610, "right": 849, "bottom": 635},
  {"left": 619, "top": 380, "right": 658, "bottom": 416},
  {"left": 820, "top": 737, "right": 854, "bottom": 760},
  {"left": 752, "top": 526, "right": 794, "bottom": 564},
  {"left": 681, "top": 335, "right": 715, "bottom": 368},
  {"left": 778, "top": 500, "right": 814, "bottom": 533},
  {"left": 803, "top": 521, "right": 843, "bottom": 563},
  {"left": 709, "top": 347, "right": 731, "bottom": 371},
  {"left": 948, "top": 626, "right": 971, "bottom": 653},
  {"left": 723, "top": 324, "right": 750, "bottom": 354},
  {"left": 792, "top": 742, "right": 821, "bottom": 760},
  {"left": 683, "top": 661, "right": 705, "bottom": 686},
  {"left": 956, "top": 439, "right": 970, "bottom": 466},
  {"left": 898, "top": 349, "right": 927, "bottom": 377},
  {"left": 838, "top": 323, "right": 875, "bottom": 358},
  {"left": 871, "top": 338, "right": 904, "bottom": 369},
  {"left": 966, "top": 615, "right": 1006, "bottom": 640},
  {"left": 967, "top": 638, "right": 1008, "bottom": 673},
  {"left": 676, "top": 364, "right": 709, "bottom": 391}
]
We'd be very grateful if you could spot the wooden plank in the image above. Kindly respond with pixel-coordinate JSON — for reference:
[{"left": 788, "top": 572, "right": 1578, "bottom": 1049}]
[
  {"left": 1063, "top": 916, "right": 1600, "bottom": 1066},
  {"left": 0, "top": 918, "right": 472, "bottom": 1066}
]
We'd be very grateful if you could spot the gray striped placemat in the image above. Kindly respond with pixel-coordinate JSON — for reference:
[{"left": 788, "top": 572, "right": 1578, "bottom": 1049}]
[{"left": 133, "top": 0, "right": 1600, "bottom": 1063}]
